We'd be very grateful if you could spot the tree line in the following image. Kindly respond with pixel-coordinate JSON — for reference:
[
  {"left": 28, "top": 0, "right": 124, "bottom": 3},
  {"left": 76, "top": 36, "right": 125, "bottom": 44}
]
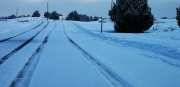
[
  {"left": 66, "top": 10, "right": 99, "bottom": 22},
  {"left": 1, "top": 1, "right": 180, "bottom": 33},
  {"left": 1, "top": 10, "right": 62, "bottom": 20},
  {"left": 3, "top": 10, "right": 99, "bottom": 22},
  {"left": 32, "top": 10, "right": 62, "bottom": 20}
]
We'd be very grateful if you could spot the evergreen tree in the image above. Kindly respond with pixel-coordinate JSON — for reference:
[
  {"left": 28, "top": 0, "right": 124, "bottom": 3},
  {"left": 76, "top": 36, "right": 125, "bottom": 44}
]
[
  {"left": 8, "top": 14, "right": 16, "bottom": 19},
  {"left": 26, "top": 14, "right": 30, "bottom": 17},
  {"left": 32, "top": 10, "right": 40, "bottom": 17},
  {"left": 176, "top": 6, "right": 180, "bottom": 27},
  {"left": 44, "top": 12, "right": 51, "bottom": 18},
  {"left": 66, "top": 10, "right": 97, "bottom": 21},
  {"left": 109, "top": 3, "right": 117, "bottom": 22},
  {"left": 66, "top": 11, "right": 74, "bottom": 20},
  {"left": 50, "top": 11, "right": 59, "bottom": 20},
  {"left": 79, "top": 14, "right": 91, "bottom": 22},
  {"left": 59, "top": 14, "right": 63, "bottom": 16},
  {"left": 73, "top": 11, "right": 80, "bottom": 21},
  {"left": 66, "top": 11, "right": 80, "bottom": 21},
  {"left": 109, "top": 0, "right": 154, "bottom": 33},
  {"left": 93, "top": 16, "right": 99, "bottom": 21}
]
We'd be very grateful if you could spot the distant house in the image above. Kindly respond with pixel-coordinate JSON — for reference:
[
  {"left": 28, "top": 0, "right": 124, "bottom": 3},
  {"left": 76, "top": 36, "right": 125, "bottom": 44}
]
[
  {"left": 160, "top": 17, "right": 168, "bottom": 19},
  {"left": 59, "top": 14, "right": 63, "bottom": 20}
]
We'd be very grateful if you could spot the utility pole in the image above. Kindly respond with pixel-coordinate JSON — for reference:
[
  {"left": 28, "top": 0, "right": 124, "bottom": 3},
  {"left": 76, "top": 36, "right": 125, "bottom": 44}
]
[
  {"left": 16, "top": 7, "right": 18, "bottom": 19},
  {"left": 47, "top": 2, "right": 49, "bottom": 21},
  {"left": 111, "top": 0, "right": 113, "bottom": 10},
  {"left": 101, "top": 19, "right": 103, "bottom": 33}
]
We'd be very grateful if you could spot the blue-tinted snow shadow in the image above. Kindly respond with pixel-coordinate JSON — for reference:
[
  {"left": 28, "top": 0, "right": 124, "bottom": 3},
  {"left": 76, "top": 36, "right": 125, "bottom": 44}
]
[
  {"left": 91, "top": 30, "right": 116, "bottom": 33},
  {"left": 103, "top": 30, "right": 116, "bottom": 33}
]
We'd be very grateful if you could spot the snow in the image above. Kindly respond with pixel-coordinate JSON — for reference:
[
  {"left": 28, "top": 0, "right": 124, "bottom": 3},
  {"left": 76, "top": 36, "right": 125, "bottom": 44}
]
[
  {"left": 0, "top": 17, "right": 38, "bottom": 35},
  {"left": 72, "top": 19, "right": 180, "bottom": 60},
  {"left": 0, "top": 21, "right": 46, "bottom": 58},
  {"left": 0, "top": 20, "right": 53, "bottom": 87},
  {"left": 62, "top": 19, "right": 180, "bottom": 87},
  {"left": 29, "top": 22, "right": 111, "bottom": 87},
  {"left": 0, "top": 18, "right": 180, "bottom": 87}
]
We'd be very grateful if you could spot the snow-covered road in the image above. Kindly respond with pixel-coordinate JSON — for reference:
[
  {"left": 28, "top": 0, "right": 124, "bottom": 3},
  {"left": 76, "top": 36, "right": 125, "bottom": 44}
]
[
  {"left": 0, "top": 19, "right": 180, "bottom": 87},
  {"left": 29, "top": 21, "right": 111, "bottom": 87},
  {"left": 0, "top": 21, "right": 53, "bottom": 87}
]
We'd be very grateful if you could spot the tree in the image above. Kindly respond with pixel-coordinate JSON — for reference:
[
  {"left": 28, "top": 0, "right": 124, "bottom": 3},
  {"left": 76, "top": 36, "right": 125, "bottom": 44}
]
[
  {"left": 59, "top": 14, "right": 63, "bottom": 16},
  {"left": 50, "top": 11, "right": 59, "bottom": 20},
  {"left": 93, "top": 16, "right": 99, "bottom": 21},
  {"left": 26, "top": 14, "right": 30, "bottom": 17},
  {"left": 44, "top": 12, "right": 51, "bottom": 18},
  {"left": 66, "top": 11, "right": 80, "bottom": 21},
  {"left": 176, "top": 6, "right": 180, "bottom": 27},
  {"left": 66, "top": 11, "right": 73, "bottom": 20},
  {"left": 109, "top": 0, "right": 154, "bottom": 33},
  {"left": 109, "top": 3, "right": 117, "bottom": 22},
  {"left": 8, "top": 14, "right": 16, "bottom": 19},
  {"left": 73, "top": 11, "right": 80, "bottom": 21},
  {"left": 66, "top": 10, "right": 99, "bottom": 22},
  {"left": 79, "top": 14, "right": 91, "bottom": 22},
  {"left": 32, "top": 10, "right": 40, "bottom": 17}
]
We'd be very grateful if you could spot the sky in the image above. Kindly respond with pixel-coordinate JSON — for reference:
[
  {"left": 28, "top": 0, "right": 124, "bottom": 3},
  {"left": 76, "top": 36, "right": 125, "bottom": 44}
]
[{"left": 0, "top": 0, "right": 180, "bottom": 18}]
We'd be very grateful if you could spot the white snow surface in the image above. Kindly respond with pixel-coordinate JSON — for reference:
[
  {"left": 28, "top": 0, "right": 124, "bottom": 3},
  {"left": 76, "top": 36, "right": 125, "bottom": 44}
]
[
  {"left": 0, "top": 17, "right": 38, "bottom": 35},
  {"left": 29, "top": 22, "right": 111, "bottom": 87},
  {"left": 0, "top": 18, "right": 180, "bottom": 87},
  {"left": 63, "top": 19, "right": 180, "bottom": 87}
]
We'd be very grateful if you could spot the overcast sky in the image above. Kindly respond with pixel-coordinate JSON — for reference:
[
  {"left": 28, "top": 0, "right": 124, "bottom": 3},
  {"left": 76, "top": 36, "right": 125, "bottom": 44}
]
[{"left": 0, "top": 0, "right": 180, "bottom": 18}]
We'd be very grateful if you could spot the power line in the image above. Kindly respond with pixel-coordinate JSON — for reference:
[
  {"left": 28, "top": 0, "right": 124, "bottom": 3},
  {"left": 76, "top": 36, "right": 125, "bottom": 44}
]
[{"left": 111, "top": 0, "right": 113, "bottom": 10}]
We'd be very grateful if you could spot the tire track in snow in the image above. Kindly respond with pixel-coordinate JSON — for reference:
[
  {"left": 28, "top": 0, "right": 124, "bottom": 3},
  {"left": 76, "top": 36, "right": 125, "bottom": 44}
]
[
  {"left": 0, "top": 22, "right": 49, "bottom": 65},
  {"left": 9, "top": 22, "right": 56, "bottom": 87},
  {"left": 140, "top": 53, "right": 180, "bottom": 68},
  {"left": 0, "top": 21, "right": 43, "bottom": 43},
  {"left": 61, "top": 22, "right": 133, "bottom": 87},
  {"left": 72, "top": 22, "right": 180, "bottom": 68}
]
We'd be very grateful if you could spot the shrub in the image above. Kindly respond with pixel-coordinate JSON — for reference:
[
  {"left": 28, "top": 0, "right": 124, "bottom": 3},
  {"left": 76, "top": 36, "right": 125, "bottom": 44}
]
[
  {"left": 8, "top": 14, "right": 16, "bottom": 19},
  {"left": 66, "top": 11, "right": 80, "bottom": 21},
  {"left": 109, "top": 0, "right": 154, "bottom": 33},
  {"left": 32, "top": 10, "right": 40, "bottom": 17},
  {"left": 176, "top": 6, "right": 180, "bottom": 27},
  {"left": 50, "top": 11, "right": 59, "bottom": 20},
  {"left": 44, "top": 12, "right": 51, "bottom": 18}
]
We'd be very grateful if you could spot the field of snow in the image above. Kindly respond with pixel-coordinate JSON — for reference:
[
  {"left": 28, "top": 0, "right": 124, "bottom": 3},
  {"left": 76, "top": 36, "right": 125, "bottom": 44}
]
[
  {"left": 0, "top": 17, "right": 180, "bottom": 87},
  {"left": 0, "top": 18, "right": 38, "bottom": 35},
  {"left": 73, "top": 19, "right": 180, "bottom": 60}
]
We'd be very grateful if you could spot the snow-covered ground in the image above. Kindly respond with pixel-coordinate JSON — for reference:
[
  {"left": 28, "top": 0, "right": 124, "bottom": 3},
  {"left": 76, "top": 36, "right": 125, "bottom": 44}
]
[
  {"left": 73, "top": 19, "right": 180, "bottom": 60},
  {"left": 0, "top": 17, "right": 180, "bottom": 87},
  {"left": 63, "top": 19, "right": 180, "bottom": 87},
  {"left": 0, "top": 17, "right": 40, "bottom": 35}
]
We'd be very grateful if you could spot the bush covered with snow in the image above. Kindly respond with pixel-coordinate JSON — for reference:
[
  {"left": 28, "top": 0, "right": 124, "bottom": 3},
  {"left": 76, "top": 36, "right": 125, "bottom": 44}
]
[
  {"left": 176, "top": 6, "right": 180, "bottom": 27},
  {"left": 109, "top": 0, "right": 154, "bottom": 33}
]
